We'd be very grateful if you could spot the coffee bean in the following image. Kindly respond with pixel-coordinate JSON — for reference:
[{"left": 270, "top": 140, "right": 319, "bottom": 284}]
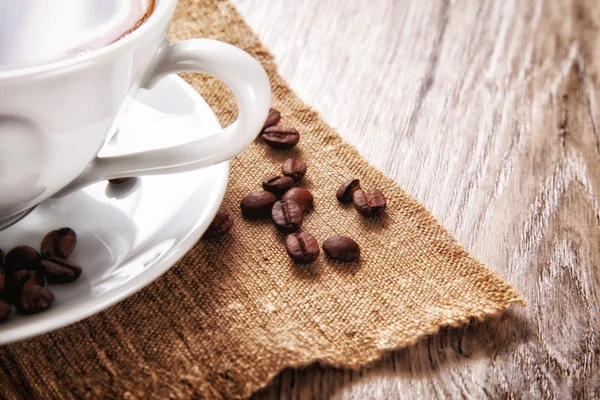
[
  {"left": 240, "top": 191, "right": 277, "bottom": 219},
  {"left": 41, "top": 257, "right": 82, "bottom": 284},
  {"left": 0, "top": 248, "right": 5, "bottom": 268},
  {"left": 8, "top": 269, "right": 31, "bottom": 285},
  {"left": 261, "top": 126, "right": 300, "bottom": 150},
  {"left": 262, "top": 175, "right": 294, "bottom": 197},
  {"left": 286, "top": 232, "right": 320, "bottom": 264},
  {"left": 263, "top": 108, "right": 281, "bottom": 129},
  {"left": 108, "top": 177, "right": 132, "bottom": 184},
  {"left": 202, "top": 211, "right": 234, "bottom": 239},
  {"left": 25, "top": 270, "right": 46, "bottom": 286},
  {"left": 0, "top": 272, "right": 4, "bottom": 296},
  {"left": 41, "top": 227, "right": 77, "bottom": 259},
  {"left": 281, "top": 158, "right": 307, "bottom": 182},
  {"left": 322, "top": 236, "right": 360, "bottom": 262},
  {"left": 336, "top": 179, "right": 361, "bottom": 204},
  {"left": 352, "top": 189, "right": 386, "bottom": 217},
  {"left": 4, "top": 246, "right": 41, "bottom": 275},
  {"left": 2, "top": 270, "right": 28, "bottom": 305},
  {"left": 271, "top": 200, "right": 303, "bottom": 233},
  {"left": 281, "top": 188, "right": 313, "bottom": 213},
  {"left": 0, "top": 299, "right": 10, "bottom": 323},
  {"left": 14, "top": 274, "right": 54, "bottom": 315}
]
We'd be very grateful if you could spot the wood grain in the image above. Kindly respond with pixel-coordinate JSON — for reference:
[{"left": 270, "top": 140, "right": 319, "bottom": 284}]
[{"left": 231, "top": 0, "right": 600, "bottom": 398}]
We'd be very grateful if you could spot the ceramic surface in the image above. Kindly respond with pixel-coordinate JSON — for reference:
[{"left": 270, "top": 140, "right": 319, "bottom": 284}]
[
  {"left": 0, "top": 0, "right": 153, "bottom": 70},
  {"left": 0, "top": 75, "right": 229, "bottom": 345},
  {"left": 0, "top": 0, "right": 270, "bottom": 224}
]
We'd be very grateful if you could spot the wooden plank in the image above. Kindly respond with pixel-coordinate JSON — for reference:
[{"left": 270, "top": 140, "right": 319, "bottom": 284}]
[{"left": 231, "top": 0, "right": 600, "bottom": 398}]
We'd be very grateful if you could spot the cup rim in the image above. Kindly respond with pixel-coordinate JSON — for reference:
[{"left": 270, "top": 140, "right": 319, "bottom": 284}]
[{"left": 0, "top": 0, "right": 176, "bottom": 82}]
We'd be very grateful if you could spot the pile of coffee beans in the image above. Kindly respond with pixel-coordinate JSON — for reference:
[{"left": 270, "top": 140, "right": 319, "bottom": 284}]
[
  {"left": 202, "top": 108, "right": 387, "bottom": 266},
  {"left": 0, "top": 227, "right": 82, "bottom": 322}
]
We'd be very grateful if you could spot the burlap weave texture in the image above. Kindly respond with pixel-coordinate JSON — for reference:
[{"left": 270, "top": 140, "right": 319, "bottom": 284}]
[{"left": 0, "top": 1, "right": 523, "bottom": 398}]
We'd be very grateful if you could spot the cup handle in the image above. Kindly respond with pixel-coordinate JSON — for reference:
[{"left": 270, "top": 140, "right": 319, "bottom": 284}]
[{"left": 54, "top": 39, "right": 270, "bottom": 197}]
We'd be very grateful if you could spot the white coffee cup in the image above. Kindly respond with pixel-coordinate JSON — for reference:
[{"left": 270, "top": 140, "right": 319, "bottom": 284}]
[{"left": 0, "top": 0, "right": 271, "bottom": 229}]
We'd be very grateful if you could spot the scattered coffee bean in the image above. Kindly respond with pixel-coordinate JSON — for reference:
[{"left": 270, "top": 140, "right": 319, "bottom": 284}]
[
  {"left": 6, "top": 269, "right": 29, "bottom": 288},
  {"left": 240, "top": 191, "right": 277, "bottom": 219},
  {"left": 14, "top": 273, "right": 54, "bottom": 315},
  {"left": 322, "top": 236, "right": 360, "bottom": 262},
  {"left": 41, "top": 227, "right": 77, "bottom": 259},
  {"left": 108, "top": 178, "right": 132, "bottom": 184},
  {"left": 286, "top": 232, "right": 320, "bottom": 264},
  {"left": 25, "top": 270, "right": 46, "bottom": 286},
  {"left": 281, "top": 158, "right": 307, "bottom": 182},
  {"left": 1, "top": 273, "right": 20, "bottom": 306},
  {"left": 261, "top": 126, "right": 300, "bottom": 150},
  {"left": 263, "top": 108, "right": 281, "bottom": 130},
  {"left": 281, "top": 188, "right": 313, "bottom": 213},
  {"left": 262, "top": 175, "right": 294, "bottom": 197},
  {"left": 336, "top": 179, "right": 361, "bottom": 204},
  {"left": 4, "top": 246, "right": 41, "bottom": 275},
  {"left": 272, "top": 200, "right": 303, "bottom": 233},
  {"left": 0, "top": 228, "right": 86, "bottom": 321},
  {"left": 0, "top": 299, "right": 10, "bottom": 322},
  {"left": 352, "top": 189, "right": 386, "bottom": 217},
  {"left": 4, "top": 270, "right": 45, "bottom": 303},
  {"left": 202, "top": 211, "right": 234, "bottom": 239},
  {"left": 40, "top": 257, "right": 82, "bottom": 284}
]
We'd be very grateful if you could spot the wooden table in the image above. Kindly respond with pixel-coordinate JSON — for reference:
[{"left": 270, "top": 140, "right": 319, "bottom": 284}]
[{"left": 232, "top": 0, "right": 600, "bottom": 398}]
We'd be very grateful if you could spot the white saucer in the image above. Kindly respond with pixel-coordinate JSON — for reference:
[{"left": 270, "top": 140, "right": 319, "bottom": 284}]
[{"left": 0, "top": 75, "right": 229, "bottom": 345}]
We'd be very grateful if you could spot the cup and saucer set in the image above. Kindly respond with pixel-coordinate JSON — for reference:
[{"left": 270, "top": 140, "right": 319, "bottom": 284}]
[{"left": 0, "top": 0, "right": 271, "bottom": 344}]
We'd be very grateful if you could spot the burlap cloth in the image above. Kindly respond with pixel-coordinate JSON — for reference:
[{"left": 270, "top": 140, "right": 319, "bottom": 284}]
[{"left": 0, "top": 1, "right": 525, "bottom": 399}]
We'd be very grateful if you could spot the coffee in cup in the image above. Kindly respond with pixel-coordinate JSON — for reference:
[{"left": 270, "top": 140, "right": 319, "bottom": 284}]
[{"left": 0, "top": 0, "right": 155, "bottom": 71}]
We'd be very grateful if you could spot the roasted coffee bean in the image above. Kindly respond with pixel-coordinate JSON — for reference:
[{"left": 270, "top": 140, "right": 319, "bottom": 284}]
[
  {"left": 4, "top": 246, "right": 41, "bottom": 275},
  {"left": 261, "top": 126, "right": 300, "bottom": 150},
  {"left": 202, "top": 211, "right": 234, "bottom": 239},
  {"left": 26, "top": 270, "right": 46, "bottom": 286},
  {"left": 285, "top": 232, "right": 320, "bottom": 264},
  {"left": 14, "top": 275, "right": 54, "bottom": 315},
  {"left": 281, "top": 158, "right": 307, "bottom": 182},
  {"left": 2, "top": 270, "right": 30, "bottom": 305},
  {"left": 0, "top": 248, "right": 5, "bottom": 268},
  {"left": 322, "top": 236, "right": 360, "bottom": 262},
  {"left": 0, "top": 299, "right": 10, "bottom": 323},
  {"left": 3, "top": 271, "right": 25, "bottom": 302},
  {"left": 41, "top": 227, "right": 77, "bottom": 259},
  {"left": 7, "top": 270, "right": 45, "bottom": 287},
  {"left": 0, "top": 272, "right": 4, "bottom": 295},
  {"left": 281, "top": 188, "right": 313, "bottom": 213},
  {"left": 263, "top": 108, "right": 281, "bottom": 129},
  {"left": 108, "top": 177, "right": 132, "bottom": 184},
  {"left": 336, "top": 179, "right": 361, "bottom": 204},
  {"left": 41, "top": 257, "right": 82, "bottom": 284},
  {"left": 6, "top": 270, "right": 46, "bottom": 305},
  {"left": 271, "top": 200, "right": 303, "bottom": 233},
  {"left": 240, "top": 191, "right": 277, "bottom": 219},
  {"left": 8, "top": 269, "right": 31, "bottom": 286},
  {"left": 262, "top": 175, "right": 294, "bottom": 197},
  {"left": 352, "top": 189, "right": 386, "bottom": 217}
]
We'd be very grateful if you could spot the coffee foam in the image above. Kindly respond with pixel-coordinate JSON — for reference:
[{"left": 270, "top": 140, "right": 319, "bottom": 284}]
[{"left": 0, "top": 0, "right": 154, "bottom": 71}]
